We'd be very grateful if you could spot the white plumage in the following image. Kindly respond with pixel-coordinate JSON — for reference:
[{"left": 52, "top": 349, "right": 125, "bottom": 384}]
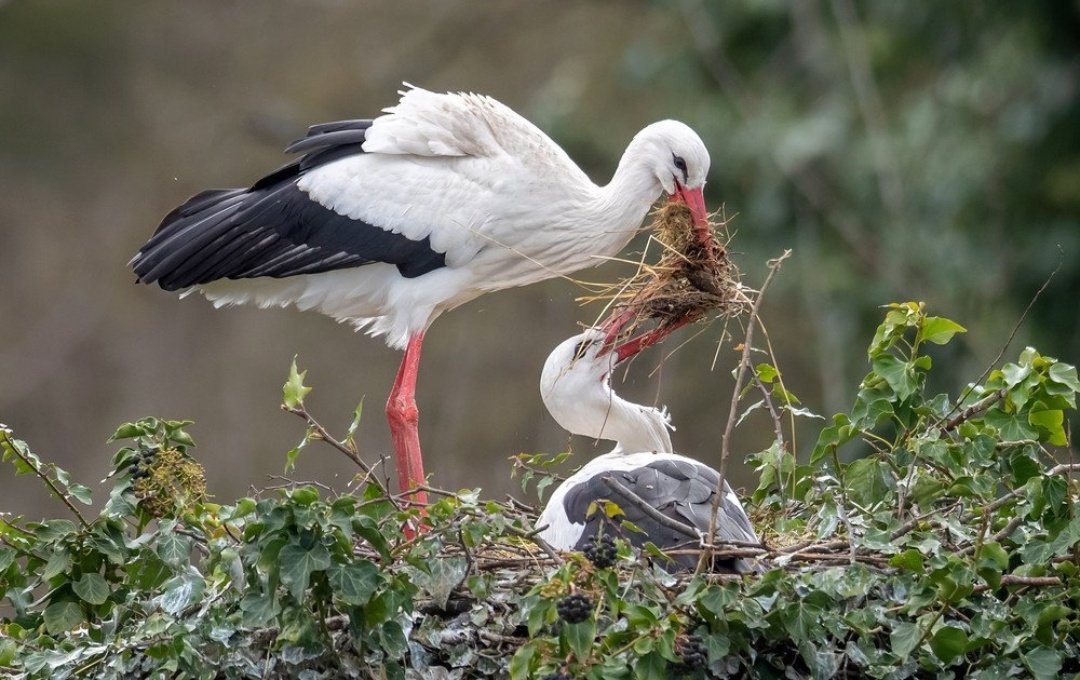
[
  {"left": 536, "top": 331, "right": 760, "bottom": 573},
  {"left": 131, "top": 85, "right": 714, "bottom": 505}
]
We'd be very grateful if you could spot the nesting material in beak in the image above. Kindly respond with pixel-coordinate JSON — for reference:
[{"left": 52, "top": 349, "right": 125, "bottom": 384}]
[{"left": 585, "top": 202, "right": 748, "bottom": 346}]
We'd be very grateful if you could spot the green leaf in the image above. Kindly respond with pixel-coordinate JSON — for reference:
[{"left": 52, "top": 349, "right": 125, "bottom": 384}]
[
  {"left": 890, "top": 621, "right": 922, "bottom": 658},
  {"left": 509, "top": 640, "right": 537, "bottom": 680},
  {"left": 156, "top": 570, "right": 205, "bottom": 615},
  {"left": 278, "top": 539, "right": 331, "bottom": 600},
  {"left": 890, "top": 549, "right": 924, "bottom": 572},
  {"left": 328, "top": 561, "right": 382, "bottom": 606},
  {"left": 68, "top": 483, "right": 93, "bottom": 505},
  {"left": 919, "top": 316, "right": 966, "bottom": 346},
  {"left": 42, "top": 548, "right": 72, "bottom": 580},
  {"left": 564, "top": 618, "right": 595, "bottom": 662},
  {"left": 43, "top": 601, "right": 83, "bottom": 635},
  {"left": 156, "top": 530, "right": 192, "bottom": 566},
  {"left": 282, "top": 356, "right": 312, "bottom": 409},
  {"left": 73, "top": 572, "right": 110, "bottom": 605},
  {"left": 872, "top": 354, "right": 919, "bottom": 400},
  {"left": 985, "top": 408, "right": 1039, "bottom": 442},
  {"left": 0, "top": 638, "right": 15, "bottom": 666},
  {"left": 239, "top": 592, "right": 280, "bottom": 628},
  {"left": 1048, "top": 362, "right": 1080, "bottom": 392},
  {"left": 755, "top": 363, "right": 779, "bottom": 383},
  {"left": 1028, "top": 407, "right": 1066, "bottom": 445},
  {"left": 1024, "top": 646, "right": 1062, "bottom": 680},
  {"left": 633, "top": 651, "right": 667, "bottom": 680},
  {"left": 930, "top": 625, "right": 968, "bottom": 663}
]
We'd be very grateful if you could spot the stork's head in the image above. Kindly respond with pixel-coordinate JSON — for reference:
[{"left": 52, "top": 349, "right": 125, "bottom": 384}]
[
  {"left": 540, "top": 329, "right": 673, "bottom": 454},
  {"left": 635, "top": 120, "right": 711, "bottom": 240}
]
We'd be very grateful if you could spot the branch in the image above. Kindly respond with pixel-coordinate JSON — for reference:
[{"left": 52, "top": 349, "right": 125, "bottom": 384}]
[
  {"left": 599, "top": 475, "right": 700, "bottom": 542},
  {"left": 972, "top": 575, "right": 1062, "bottom": 594},
  {"left": 940, "top": 389, "right": 1007, "bottom": 434},
  {"left": 284, "top": 405, "right": 392, "bottom": 500},
  {"left": 701, "top": 250, "right": 791, "bottom": 573},
  {"left": 944, "top": 251, "right": 1062, "bottom": 424},
  {"left": 0, "top": 429, "right": 89, "bottom": 529}
]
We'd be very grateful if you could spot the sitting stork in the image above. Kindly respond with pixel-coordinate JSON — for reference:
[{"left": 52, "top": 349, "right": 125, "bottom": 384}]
[{"left": 536, "top": 330, "right": 761, "bottom": 573}]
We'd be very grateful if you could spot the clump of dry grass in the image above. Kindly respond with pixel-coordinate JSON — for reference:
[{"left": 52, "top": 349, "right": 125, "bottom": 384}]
[{"left": 583, "top": 202, "right": 750, "bottom": 338}]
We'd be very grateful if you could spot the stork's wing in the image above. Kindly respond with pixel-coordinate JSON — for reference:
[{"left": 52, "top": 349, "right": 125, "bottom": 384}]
[
  {"left": 131, "top": 119, "right": 447, "bottom": 291},
  {"left": 562, "top": 458, "right": 759, "bottom": 573}
]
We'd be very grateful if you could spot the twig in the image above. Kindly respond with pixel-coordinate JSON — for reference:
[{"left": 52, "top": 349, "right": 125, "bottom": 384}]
[
  {"left": 700, "top": 250, "right": 791, "bottom": 573},
  {"left": 940, "top": 389, "right": 1007, "bottom": 434},
  {"left": 284, "top": 405, "right": 392, "bottom": 501},
  {"left": 0, "top": 430, "right": 90, "bottom": 529},
  {"left": 972, "top": 575, "right": 1062, "bottom": 594},
  {"left": 599, "top": 475, "right": 700, "bottom": 541},
  {"left": 943, "top": 252, "right": 1062, "bottom": 425}
]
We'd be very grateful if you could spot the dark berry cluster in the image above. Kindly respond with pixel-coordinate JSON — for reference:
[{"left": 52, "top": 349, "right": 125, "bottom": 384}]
[
  {"left": 582, "top": 533, "right": 617, "bottom": 569},
  {"left": 539, "top": 672, "right": 572, "bottom": 680},
  {"left": 555, "top": 593, "right": 593, "bottom": 624},
  {"left": 130, "top": 447, "right": 155, "bottom": 481},
  {"left": 675, "top": 633, "right": 707, "bottom": 670}
]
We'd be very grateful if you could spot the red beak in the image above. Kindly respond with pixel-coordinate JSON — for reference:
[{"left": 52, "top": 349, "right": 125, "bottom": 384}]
[
  {"left": 599, "top": 309, "right": 695, "bottom": 364},
  {"left": 672, "top": 183, "right": 711, "bottom": 245}
]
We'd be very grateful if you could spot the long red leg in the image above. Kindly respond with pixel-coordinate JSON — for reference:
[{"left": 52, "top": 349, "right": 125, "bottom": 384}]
[{"left": 386, "top": 332, "right": 428, "bottom": 507}]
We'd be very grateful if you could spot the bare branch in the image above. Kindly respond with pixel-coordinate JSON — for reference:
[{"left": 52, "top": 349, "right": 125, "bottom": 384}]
[
  {"left": 700, "top": 250, "right": 791, "bottom": 573},
  {"left": 599, "top": 475, "right": 700, "bottom": 542}
]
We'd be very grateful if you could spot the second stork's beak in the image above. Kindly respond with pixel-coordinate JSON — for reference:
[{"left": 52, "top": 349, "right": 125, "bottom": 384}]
[
  {"left": 599, "top": 308, "right": 695, "bottom": 364},
  {"left": 671, "top": 183, "right": 711, "bottom": 246}
]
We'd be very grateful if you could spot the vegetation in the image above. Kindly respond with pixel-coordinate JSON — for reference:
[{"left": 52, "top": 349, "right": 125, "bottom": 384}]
[{"left": 2, "top": 303, "right": 1079, "bottom": 679}]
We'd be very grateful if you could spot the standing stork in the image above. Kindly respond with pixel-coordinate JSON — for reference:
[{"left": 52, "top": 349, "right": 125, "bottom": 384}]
[
  {"left": 130, "top": 85, "right": 713, "bottom": 504},
  {"left": 536, "top": 330, "right": 760, "bottom": 573}
]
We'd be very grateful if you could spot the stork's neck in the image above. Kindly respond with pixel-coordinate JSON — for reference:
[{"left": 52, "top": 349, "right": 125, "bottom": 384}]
[
  {"left": 545, "top": 371, "right": 674, "bottom": 455},
  {"left": 593, "top": 141, "right": 666, "bottom": 246}
]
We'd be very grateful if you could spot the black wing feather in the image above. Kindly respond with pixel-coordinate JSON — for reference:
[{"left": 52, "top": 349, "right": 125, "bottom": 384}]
[
  {"left": 132, "top": 118, "right": 446, "bottom": 291},
  {"left": 562, "top": 458, "right": 758, "bottom": 573}
]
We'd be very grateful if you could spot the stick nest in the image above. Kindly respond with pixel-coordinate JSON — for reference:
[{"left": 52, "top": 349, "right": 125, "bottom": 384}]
[{"left": 584, "top": 202, "right": 750, "bottom": 337}]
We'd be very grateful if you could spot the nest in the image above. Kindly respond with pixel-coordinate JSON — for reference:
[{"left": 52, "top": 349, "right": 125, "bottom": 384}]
[{"left": 584, "top": 202, "right": 749, "bottom": 338}]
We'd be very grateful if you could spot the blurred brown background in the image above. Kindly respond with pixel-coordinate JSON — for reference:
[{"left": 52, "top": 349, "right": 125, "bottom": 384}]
[{"left": 2, "top": 1, "right": 1077, "bottom": 519}]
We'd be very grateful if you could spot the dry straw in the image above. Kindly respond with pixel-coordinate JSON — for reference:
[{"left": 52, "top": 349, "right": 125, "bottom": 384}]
[{"left": 582, "top": 202, "right": 750, "bottom": 338}]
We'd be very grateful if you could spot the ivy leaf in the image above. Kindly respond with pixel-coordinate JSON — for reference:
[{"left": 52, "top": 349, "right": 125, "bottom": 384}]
[
  {"left": 73, "top": 573, "right": 110, "bottom": 605},
  {"left": 930, "top": 625, "right": 968, "bottom": 663},
  {"left": 985, "top": 409, "right": 1039, "bottom": 442},
  {"left": 156, "top": 530, "right": 192, "bottom": 566},
  {"left": 633, "top": 651, "right": 667, "bottom": 680},
  {"left": 1024, "top": 646, "right": 1062, "bottom": 680},
  {"left": 239, "top": 592, "right": 279, "bottom": 628},
  {"left": 890, "top": 621, "right": 922, "bottom": 658},
  {"left": 872, "top": 354, "right": 919, "bottom": 400},
  {"left": 42, "top": 601, "right": 83, "bottom": 635},
  {"left": 282, "top": 356, "right": 312, "bottom": 409},
  {"left": 1027, "top": 407, "right": 1066, "bottom": 446},
  {"left": 156, "top": 569, "right": 205, "bottom": 615},
  {"left": 278, "top": 539, "right": 331, "bottom": 600},
  {"left": 328, "top": 561, "right": 382, "bottom": 606},
  {"left": 68, "top": 483, "right": 93, "bottom": 505},
  {"left": 509, "top": 640, "right": 537, "bottom": 680},
  {"left": 564, "top": 619, "right": 596, "bottom": 662},
  {"left": 919, "top": 316, "right": 966, "bottom": 346},
  {"left": 890, "top": 549, "right": 924, "bottom": 572}
]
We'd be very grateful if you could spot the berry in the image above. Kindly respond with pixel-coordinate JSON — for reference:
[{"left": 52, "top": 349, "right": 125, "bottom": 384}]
[
  {"left": 675, "top": 633, "right": 707, "bottom": 670},
  {"left": 556, "top": 593, "right": 593, "bottom": 624},
  {"left": 539, "top": 673, "right": 572, "bottom": 680},
  {"left": 582, "top": 533, "right": 617, "bottom": 569}
]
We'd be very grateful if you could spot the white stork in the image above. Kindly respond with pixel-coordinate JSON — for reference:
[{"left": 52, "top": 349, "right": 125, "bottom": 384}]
[
  {"left": 130, "top": 85, "right": 713, "bottom": 504},
  {"left": 536, "top": 330, "right": 760, "bottom": 573}
]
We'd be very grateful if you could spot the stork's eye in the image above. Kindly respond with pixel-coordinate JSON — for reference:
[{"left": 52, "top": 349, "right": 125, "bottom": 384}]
[
  {"left": 572, "top": 339, "right": 596, "bottom": 359},
  {"left": 672, "top": 154, "right": 688, "bottom": 183}
]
